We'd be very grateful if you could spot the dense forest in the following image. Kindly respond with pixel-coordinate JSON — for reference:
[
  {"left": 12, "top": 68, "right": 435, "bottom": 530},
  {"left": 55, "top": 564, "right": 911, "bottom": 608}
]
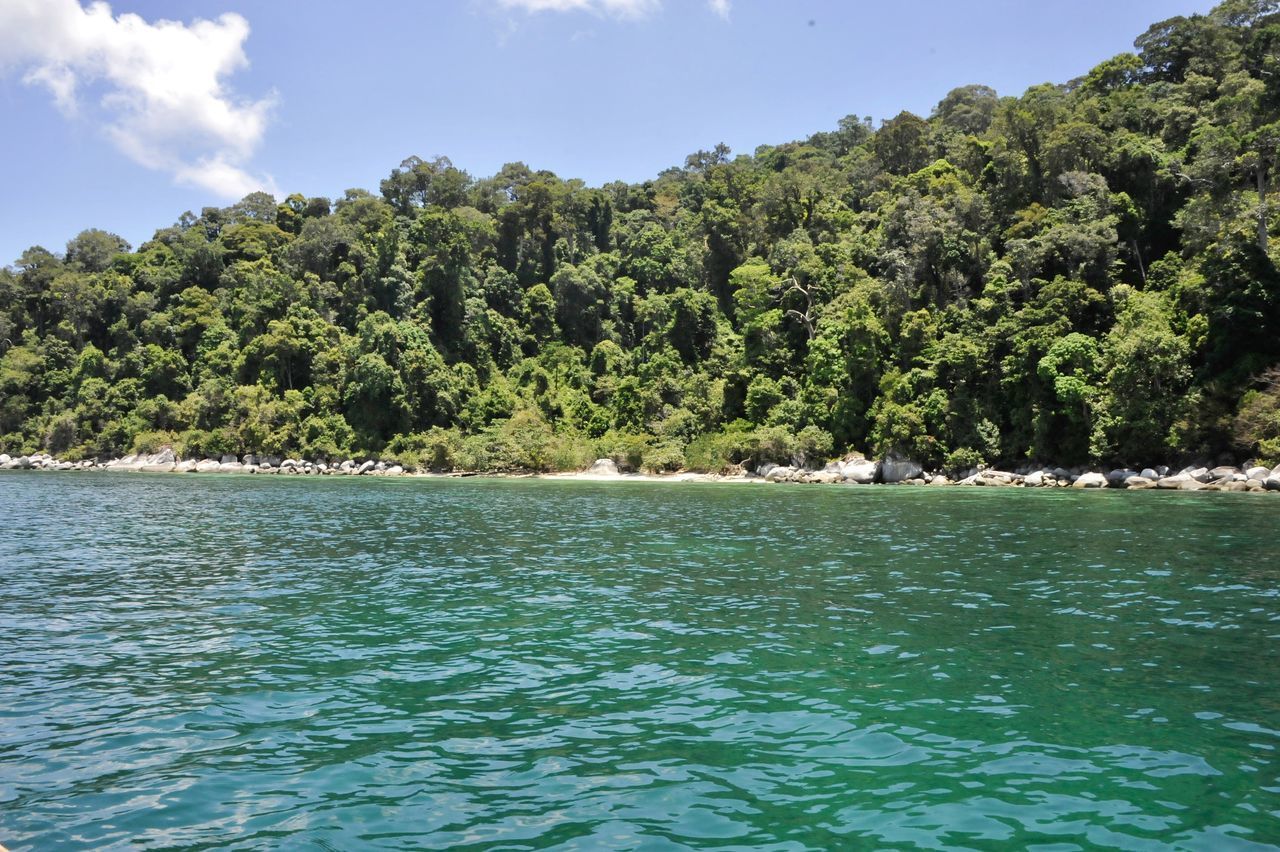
[{"left": 3, "top": 1, "right": 1280, "bottom": 473}]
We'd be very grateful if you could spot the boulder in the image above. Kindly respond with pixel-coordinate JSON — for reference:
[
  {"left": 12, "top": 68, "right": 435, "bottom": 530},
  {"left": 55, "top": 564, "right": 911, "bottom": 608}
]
[
  {"left": 195, "top": 459, "right": 221, "bottom": 473},
  {"left": 588, "top": 458, "right": 620, "bottom": 476},
  {"left": 1265, "top": 474, "right": 1280, "bottom": 491},
  {"left": 929, "top": 475, "right": 950, "bottom": 486},
  {"left": 879, "top": 455, "right": 923, "bottom": 483},
  {"left": 1245, "top": 466, "right": 1271, "bottom": 481},
  {"left": 220, "top": 454, "right": 239, "bottom": 465},
  {"left": 1125, "top": 476, "right": 1156, "bottom": 490},
  {"left": 1227, "top": 481, "right": 1249, "bottom": 492},
  {"left": 386, "top": 465, "right": 405, "bottom": 476},
  {"left": 1024, "top": 470, "right": 1046, "bottom": 487},
  {"left": 840, "top": 459, "right": 879, "bottom": 484},
  {"left": 765, "top": 466, "right": 796, "bottom": 482},
  {"left": 280, "top": 459, "right": 298, "bottom": 470},
  {"left": 976, "top": 470, "right": 1018, "bottom": 487},
  {"left": 1140, "top": 468, "right": 1159, "bottom": 480},
  {"left": 1179, "top": 479, "right": 1206, "bottom": 491},
  {"left": 140, "top": 462, "right": 176, "bottom": 473},
  {"left": 175, "top": 460, "right": 197, "bottom": 473},
  {"left": 357, "top": 460, "right": 376, "bottom": 475},
  {"left": 1106, "top": 469, "right": 1137, "bottom": 486},
  {"left": 1209, "top": 466, "right": 1238, "bottom": 480},
  {"left": 1072, "top": 472, "right": 1107, "bottom": 489},
  {"left": 1156, "top": 475, "right": 1189, "bottom": 489},
  {"left": 804, "top": 470, "right": 843, "bottom": 484},
  {"left": 1051, "top": 467, "right": 1071, "bottom": 480},
  {"left": 374, "top": 461, "right": 387, "bottom": 472},
  {"left": 217, "top": 462, "right": 245, "bottom": 473},
  {"left": 0, "top": 454, "right": 9, "bottom": 465}
]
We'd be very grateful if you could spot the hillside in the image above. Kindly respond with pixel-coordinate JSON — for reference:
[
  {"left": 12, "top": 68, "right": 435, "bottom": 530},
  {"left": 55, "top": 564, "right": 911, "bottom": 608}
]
[{"left": 3, "top": 0, "right": 1279, "bottom": 472}]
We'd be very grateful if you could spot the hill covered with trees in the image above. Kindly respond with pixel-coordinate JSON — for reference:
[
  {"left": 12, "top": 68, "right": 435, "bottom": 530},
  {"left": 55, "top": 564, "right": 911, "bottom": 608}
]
[{"left": 3, "top": 0, "right": 1280, "bottom": 473}]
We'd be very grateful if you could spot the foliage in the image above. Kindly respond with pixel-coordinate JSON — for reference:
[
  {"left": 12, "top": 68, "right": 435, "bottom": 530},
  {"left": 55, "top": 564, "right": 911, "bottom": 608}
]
[{"left": 4, "top": 1, "right": 1279, "bottom": 471}]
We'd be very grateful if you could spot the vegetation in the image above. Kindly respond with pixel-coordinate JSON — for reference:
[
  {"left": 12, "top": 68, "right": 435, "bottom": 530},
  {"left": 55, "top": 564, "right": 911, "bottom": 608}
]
[{"left": 3, "top": 1, "right": 1280, "bottom": 472}]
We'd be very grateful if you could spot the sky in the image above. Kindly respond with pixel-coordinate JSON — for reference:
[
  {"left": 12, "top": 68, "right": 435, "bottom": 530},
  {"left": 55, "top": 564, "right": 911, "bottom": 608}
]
[{"left": 0, "top": 0, "right": 1217, "bottom": 266}]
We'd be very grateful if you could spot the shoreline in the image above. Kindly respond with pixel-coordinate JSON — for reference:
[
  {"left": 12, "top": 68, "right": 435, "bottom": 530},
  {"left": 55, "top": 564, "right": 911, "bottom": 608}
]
[{"left": 2, "top": 451, "right": 1278, "bottom": 493}]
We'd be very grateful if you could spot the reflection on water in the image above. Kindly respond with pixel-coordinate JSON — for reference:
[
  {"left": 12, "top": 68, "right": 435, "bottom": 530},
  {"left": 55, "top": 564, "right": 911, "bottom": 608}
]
[{"left": 1, "top": 473, "right": 1278, "bottom": 849}]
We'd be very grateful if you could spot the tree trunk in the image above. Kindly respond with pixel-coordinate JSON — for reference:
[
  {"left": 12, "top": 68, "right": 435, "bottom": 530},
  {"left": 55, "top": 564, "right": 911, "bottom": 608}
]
[{"left": 1257, "top": 165, "right": 1269, "bottom": 254}]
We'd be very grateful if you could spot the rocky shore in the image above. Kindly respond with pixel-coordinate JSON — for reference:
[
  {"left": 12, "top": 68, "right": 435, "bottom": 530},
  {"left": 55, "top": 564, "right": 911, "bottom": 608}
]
[{"left": 2, "top": 449, "right": 1278, "bottom": 493}]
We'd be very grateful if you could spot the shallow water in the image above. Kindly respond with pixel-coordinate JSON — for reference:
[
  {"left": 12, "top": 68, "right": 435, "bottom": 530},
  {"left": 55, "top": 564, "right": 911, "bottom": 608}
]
[{"left": 1, "top": 472, "right": 1278, "bottom": 850}]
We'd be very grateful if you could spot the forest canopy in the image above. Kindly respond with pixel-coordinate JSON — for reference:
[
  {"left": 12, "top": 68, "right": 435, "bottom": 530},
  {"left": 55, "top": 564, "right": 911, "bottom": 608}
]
[{"left": 3, "top": 0, "right": 1280, "bottom": 472}]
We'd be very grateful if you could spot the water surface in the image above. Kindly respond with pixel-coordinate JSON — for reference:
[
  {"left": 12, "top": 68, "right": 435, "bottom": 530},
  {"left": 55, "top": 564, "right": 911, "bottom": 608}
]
[{"left": 1, "top": 473, "right": 1278, "bottom": 849}]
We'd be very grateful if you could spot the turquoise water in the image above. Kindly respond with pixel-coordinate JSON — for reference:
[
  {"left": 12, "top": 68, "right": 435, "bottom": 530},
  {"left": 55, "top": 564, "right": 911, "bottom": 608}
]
[{"left": 1, "top": 473, "right": 1278, "bottom": 850}]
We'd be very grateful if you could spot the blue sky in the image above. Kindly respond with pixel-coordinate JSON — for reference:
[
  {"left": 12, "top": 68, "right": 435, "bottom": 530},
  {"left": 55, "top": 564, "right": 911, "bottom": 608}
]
[{"left": 0, "top": 0, "right": 1214, "bottom": 266}]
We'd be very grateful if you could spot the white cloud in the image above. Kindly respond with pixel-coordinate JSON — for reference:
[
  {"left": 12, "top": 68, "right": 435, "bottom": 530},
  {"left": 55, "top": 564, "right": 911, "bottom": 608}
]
[
  {"left": 0, "top": 0, "right": 276, "bottom": 200},
  {"left": 497, "top": 0, "right": 729, "bottom": 20}
]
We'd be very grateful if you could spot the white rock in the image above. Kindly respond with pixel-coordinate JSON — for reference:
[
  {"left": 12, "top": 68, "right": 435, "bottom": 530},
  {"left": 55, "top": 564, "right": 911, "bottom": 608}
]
[
  {"left": 765, "top": 466, "right": 796, "bottom": 482},
  {"left": 1072, "top": 472, "right": 1107, "bottom": 489},
  {"left": 1024, "top": 470, "right": 1045, "bottom": 487},
  {"left": 220, "top": 454, "right": 239, "bottom": 465},
  {"left": 1245, "top": 466, "right": 1271, "bottom": 481},
  {"left": 1140, "top": 468, "right": 1158, "bottom": 480},
  {"left": 196, "top": 459, "right": 221, "bottom": 473},
  {"left": 840, "top": 459, "right": 879, "bottom": 484},
  {"left": 357, "top": 460, "right": 376, "bottom": 475},
  {"left": 588, "top": 458, "right": 620, "bottom": 476}
]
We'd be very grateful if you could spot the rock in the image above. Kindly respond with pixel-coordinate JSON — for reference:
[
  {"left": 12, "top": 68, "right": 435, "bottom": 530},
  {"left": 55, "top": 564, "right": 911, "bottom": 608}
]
[
  {"left": 1125, "top": 476, "right": 1156, "bottom": 489},
  {"left": 1209, "top": 466, "right": 1238, "bottom": 480},
  {"left": 374, "top": 461, "right": 387, "bottom": 472},
  {"left": 1227, "top": 481, "right": 1249, "bottom": 492},
  {"left": 1265, "top": 474, "right": 1280, "bottom": 491},
  {"left": 840, "top": 459, "right": 879, "bottom": 484},
  {"left": 339, "top": 459, "right": 355, "bottom": 471},
  {"left": 1024, "top": 470, "right": 1046, "bottom": 487},
  {"left": 357, "top": 460, "right": 376, "bottom": 475},
  {"left": 1156, "top": 475, "right": 1189, "bottom": 489},
  {"left": 976, "top": 470, "right": 1019, "bottom": 486},
  {"left": 1247, "top": 480, "right": 1266, "bottom": 492},
  {"left": 1191, "top": 467, "right": 1212, "bottom": 483},
  {"left": 175, "top": 460, "right": 197, "bottom": 473},
  {"left": 220, "top": 454, "right": 239, "bottom": 465},
  {"left": 1106, "top": 469, "right": 1137, "bottom": 487},
  {"left": 281, "top": 459, "right": 298, "bottom": 470},
  {"left": 1179, "top": 479, "right": 1206, "bottom": 491},
  {"left": 765, "top": 465, "right": 796, "bottom": 482},
  {"left": 879, "top": 455, "right": 923, "bottom": 483},
  {"left": 588, "top": 458, "right": 620, "bottom": 476},
  {"left": 1072, "top": 472, "right": 1108, "bottom": 489},
  {"left": 805, "top": 470, "right": 844, "bottom": 484},
  {"left": 195, "top": 459, "right": 220, "bottom": 473},
  {"left": 1051, "top": 467, "right": 1071, "bottom": 480},
  {"left": 1245, "top": 466, "right": 1271, "bottom": 481},
  {"left": 1140, "top": 468, "right": 1158, "bottom": 480},
  {"left": 756, "top": 462, "right": 778, "bottom": 479},
  {"left": 140, "top": 462, "right": 176, "bottom": 473},
  {"left": 16, "top": 456, "right": 32, "bottom": 469},
  {"left": 0, "top": 454, "right": 9, "bottom": 465},
  {"left": 217, "top": 462, "right": 245, "bottom": 473},
  {"left": 386, "top": 465, "right": 405, "bottom": 476},
  {"left": 929, "top": 475, "right": 950, "bottom": 486}
]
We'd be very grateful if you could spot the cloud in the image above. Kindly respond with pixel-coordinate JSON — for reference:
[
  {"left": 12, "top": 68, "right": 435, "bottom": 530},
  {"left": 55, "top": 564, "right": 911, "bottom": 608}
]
[
  {"left": 497, "top": 0, "right": 729, "bottom": 20},
  {"left": 0, "top": 0, "right": 276, "bottom": 200}
]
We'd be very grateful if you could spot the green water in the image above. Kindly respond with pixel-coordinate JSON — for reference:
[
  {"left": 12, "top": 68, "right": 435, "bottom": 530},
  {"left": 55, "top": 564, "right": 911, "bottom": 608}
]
[{"left": 1, "top": 473, "right": 1278, "bottom": 850}]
